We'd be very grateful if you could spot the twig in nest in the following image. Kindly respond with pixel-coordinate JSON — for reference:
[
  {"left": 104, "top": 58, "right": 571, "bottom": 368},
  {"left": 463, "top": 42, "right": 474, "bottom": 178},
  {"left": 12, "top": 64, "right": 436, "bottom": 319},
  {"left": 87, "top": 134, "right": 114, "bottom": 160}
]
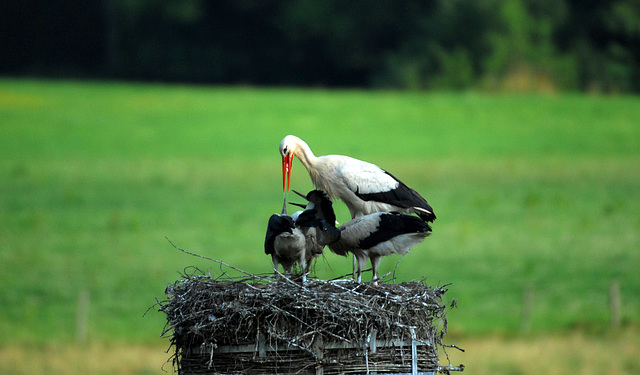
[{"left": 165, "top": 236, "right": 264, "bottom": 279}]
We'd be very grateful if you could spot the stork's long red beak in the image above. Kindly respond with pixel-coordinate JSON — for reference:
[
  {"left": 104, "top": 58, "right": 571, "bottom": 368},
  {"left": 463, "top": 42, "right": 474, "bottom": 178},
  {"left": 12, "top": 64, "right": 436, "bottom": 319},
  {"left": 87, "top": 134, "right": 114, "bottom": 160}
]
[{"left": 282, "top": 153, "right": 293, "bottom": 192}]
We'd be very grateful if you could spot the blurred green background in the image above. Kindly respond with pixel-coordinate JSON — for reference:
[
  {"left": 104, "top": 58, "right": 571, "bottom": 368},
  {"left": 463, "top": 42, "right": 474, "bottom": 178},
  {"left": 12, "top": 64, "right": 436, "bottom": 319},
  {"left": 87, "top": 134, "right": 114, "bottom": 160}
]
[
  {"left": 1, "top": 1, "right": 640, "bottom": 374},
  {"left": 1, "top": 80, "right": 639, "bottom": 374}
]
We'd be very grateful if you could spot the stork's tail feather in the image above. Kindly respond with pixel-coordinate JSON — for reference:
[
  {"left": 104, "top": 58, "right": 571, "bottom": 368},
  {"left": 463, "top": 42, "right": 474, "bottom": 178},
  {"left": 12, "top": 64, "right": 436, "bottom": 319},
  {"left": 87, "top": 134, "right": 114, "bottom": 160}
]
[
  {"left": 424, "top": 222, "right": 433, "bottom": 233},
  {"left": 414, "top": 207, "right": 436, "bottom": 223}
]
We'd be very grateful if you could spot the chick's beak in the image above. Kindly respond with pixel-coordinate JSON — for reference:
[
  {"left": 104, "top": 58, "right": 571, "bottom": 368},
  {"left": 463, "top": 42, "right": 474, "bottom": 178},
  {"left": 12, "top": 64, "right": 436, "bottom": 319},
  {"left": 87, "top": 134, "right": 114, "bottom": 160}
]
[
  {"left": 292, "top": 189, "right": 308, "bottom": 200},
  {"left": 282, "top": 153, "right": 293, "bottom": 192},
  {"left": 289, "top": 202, "right": 307, "bottom": 209}
]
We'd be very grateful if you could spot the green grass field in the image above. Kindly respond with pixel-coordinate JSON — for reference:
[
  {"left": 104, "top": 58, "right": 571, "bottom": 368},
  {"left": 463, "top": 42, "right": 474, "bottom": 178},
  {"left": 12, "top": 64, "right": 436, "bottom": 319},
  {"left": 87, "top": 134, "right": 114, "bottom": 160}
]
[{"left": 1, "top": 79, "right": 639, "bottom": 353}]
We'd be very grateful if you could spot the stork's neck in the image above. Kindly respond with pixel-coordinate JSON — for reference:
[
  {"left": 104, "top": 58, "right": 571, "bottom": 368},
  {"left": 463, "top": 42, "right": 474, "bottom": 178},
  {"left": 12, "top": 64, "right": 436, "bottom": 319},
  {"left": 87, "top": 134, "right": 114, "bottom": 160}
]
[
  {"left": 293, "top": 138, "right": 318, "bottom": 174},
  {"left": 290, "top": 136, "right": 330, "bottom": 193}
]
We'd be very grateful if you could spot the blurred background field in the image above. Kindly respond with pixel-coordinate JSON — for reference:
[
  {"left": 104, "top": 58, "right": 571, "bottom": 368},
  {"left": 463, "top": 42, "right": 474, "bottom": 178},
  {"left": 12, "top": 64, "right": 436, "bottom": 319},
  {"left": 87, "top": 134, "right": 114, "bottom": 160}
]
[
  {"left": 2, "top": 1, "right": 640, "bottom": 373},
  {"left": 1, "top": 79, "right": 639, "bottom": 374},
  {"left": 1, "top": 330, "right": 639, "bottom": 375}
]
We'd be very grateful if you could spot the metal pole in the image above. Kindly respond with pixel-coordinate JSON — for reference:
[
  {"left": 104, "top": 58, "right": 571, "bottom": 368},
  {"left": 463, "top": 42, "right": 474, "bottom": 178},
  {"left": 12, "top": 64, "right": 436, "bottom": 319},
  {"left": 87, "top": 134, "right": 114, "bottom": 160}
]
[{"left": 410, "top": 328, "right": 418, "bottom": 375}]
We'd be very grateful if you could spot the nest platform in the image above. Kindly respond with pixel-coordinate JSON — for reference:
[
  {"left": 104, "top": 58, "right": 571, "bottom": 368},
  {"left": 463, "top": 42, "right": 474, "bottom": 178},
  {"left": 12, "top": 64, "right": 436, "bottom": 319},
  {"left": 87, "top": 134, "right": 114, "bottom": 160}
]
[{"left": 158, "top": 265, "right": 464, "bottom": 375}]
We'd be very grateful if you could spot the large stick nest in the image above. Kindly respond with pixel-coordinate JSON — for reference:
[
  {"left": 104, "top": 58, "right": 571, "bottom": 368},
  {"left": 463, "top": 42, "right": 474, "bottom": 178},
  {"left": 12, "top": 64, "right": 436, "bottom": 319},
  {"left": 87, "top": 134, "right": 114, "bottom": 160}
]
[{"left": 157, "top": 257, "right": 460, "bottom": 374}]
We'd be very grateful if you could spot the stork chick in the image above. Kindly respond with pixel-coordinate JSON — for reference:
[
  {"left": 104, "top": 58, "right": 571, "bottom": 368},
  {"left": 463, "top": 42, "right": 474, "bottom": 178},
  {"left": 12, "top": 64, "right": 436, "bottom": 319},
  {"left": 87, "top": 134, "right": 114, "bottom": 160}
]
[
  {"left": 264, "top": 197, "right": 323, "bottom": 282},
  {"left": 297, "top": 190, "right": 431, "bottom": 283}
]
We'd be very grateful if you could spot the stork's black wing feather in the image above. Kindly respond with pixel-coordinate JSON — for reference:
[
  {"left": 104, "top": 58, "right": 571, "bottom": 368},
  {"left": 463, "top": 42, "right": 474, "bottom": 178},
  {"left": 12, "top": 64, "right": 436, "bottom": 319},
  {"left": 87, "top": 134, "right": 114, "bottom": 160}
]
[
  {"left": 294, "top": 202, "right": 341, "bottom": 246},
  {"left": 354, "top": 171, "right": 436, "bottom": 222},
  {"left": 264, "top": 214, "right": 294, "bottom": 254},
  {"left": 306, "top": 190, "right": 338, "bottom": 225},
  {"left": 294, "top": 209, "right": 319, "bottom": 228},
  {"left": 358, "top": 212, "right": 430, "bottom": 250}
]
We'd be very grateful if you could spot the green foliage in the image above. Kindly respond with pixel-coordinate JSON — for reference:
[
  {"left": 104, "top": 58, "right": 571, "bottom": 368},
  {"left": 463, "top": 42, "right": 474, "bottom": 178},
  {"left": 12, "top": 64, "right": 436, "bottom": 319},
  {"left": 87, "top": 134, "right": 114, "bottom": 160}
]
[
  {"left": 3, "top": 0, "right": 640, "bottom": 92},
  {"left": 0, "top": 80, "right": 639, "bottom": 344}
]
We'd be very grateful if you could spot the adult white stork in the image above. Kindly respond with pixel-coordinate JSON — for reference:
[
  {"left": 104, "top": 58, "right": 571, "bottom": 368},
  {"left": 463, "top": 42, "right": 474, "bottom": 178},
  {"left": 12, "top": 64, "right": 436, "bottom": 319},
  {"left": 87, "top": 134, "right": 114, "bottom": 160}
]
[
  {"left": 296, "top": 190, "right": 431, "bottom": 283},
  {"left": 280, "top": 135, "right": 436, "bottom": 223},
  {"left": 264, "top": 198, "right": 323, "bottom": 282}
]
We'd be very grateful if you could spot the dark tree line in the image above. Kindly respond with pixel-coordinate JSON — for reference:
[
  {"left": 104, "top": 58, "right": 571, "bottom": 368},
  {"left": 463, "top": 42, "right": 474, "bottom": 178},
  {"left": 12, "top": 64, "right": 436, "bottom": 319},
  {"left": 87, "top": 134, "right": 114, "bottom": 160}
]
[{"left": 2, "top": 0, "right": 639, "bottom": 92}]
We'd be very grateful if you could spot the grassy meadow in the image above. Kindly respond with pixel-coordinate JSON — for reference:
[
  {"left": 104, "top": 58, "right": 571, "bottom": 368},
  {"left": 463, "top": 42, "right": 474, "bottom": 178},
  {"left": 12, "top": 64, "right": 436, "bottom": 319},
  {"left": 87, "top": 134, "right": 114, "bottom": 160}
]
[{"left": 1, "top": 78, "right": 639, "bottom": 373}]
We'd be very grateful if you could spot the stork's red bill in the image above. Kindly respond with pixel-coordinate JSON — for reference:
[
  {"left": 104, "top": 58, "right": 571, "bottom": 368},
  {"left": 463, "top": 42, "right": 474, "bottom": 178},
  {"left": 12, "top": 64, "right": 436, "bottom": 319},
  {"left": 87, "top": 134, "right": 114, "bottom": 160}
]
[{"left": 282, "top": 151, "right": 293, "bottom": 192}]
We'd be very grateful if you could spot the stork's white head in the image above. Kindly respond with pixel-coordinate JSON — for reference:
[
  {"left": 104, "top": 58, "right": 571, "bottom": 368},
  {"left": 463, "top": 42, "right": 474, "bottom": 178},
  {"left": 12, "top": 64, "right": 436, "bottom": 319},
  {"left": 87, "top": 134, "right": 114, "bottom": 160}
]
[{"left": 279, "top": 135, "right": 301, "bottom": 192}]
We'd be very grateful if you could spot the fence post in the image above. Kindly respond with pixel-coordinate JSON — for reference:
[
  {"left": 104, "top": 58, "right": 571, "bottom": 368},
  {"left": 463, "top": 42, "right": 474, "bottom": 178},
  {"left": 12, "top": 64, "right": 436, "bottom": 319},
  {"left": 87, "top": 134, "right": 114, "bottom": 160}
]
[
  {"left": 610, "top": 280, "right": 621, "bottom": 328},
  {"left": 76, "top": 288, "right": 89, "bottom": 343},
  {"left": 521, "top": 284, "right": 533, "bottom": 334}
]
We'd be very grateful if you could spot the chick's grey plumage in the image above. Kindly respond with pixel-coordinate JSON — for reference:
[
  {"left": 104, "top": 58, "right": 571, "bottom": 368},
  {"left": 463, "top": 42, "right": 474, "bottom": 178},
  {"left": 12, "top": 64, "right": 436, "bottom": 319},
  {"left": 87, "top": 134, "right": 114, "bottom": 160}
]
[
  {"left": 264, "top": 199, "right": 323, "bottom": 281},
  {"left": 297, "top": 190, "right": 431, "bottom": 282}
]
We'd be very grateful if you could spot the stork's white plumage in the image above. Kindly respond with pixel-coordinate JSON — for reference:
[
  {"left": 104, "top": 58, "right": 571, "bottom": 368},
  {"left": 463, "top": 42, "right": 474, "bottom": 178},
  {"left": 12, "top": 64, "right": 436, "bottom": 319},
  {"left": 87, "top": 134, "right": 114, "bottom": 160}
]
[
  {"left": 297, "top": 190, "right": 431, "bottom": 283},
  {"left": 264, "top": 199, "right": 323, "bottom": 282},
  {"left": 280, "top": 135, "right": 436, "bottom": 223}
]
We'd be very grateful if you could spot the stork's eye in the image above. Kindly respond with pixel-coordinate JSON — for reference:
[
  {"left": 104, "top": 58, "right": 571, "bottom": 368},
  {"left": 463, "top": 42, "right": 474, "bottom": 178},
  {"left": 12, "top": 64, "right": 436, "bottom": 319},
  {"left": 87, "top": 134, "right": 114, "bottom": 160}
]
[{"left": 283, "top": 146, "right": 288, "bottom": 154}]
